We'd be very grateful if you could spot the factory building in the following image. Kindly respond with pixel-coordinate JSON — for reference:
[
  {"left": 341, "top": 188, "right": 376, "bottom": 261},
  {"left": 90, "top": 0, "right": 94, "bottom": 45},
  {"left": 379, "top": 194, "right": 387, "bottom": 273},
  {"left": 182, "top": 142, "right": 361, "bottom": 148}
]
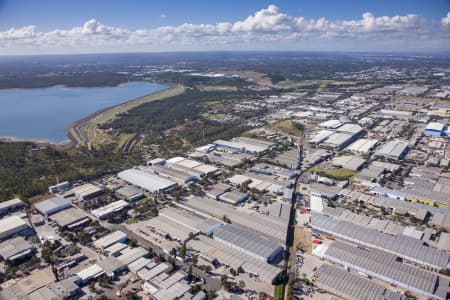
[
  {"left": 0, "top": 215, "right": 30, "bottom": 241},
  {"left": 375, "top": 139, "right": 409, "bottom": 160},
  {"left": 212, "top": 224, "right": 283, "bottom": 263},
  {"left": 424, "top": 122, "right": 445, "bottom": 137},
  {"left": 213, "top": 137, "right": 275, "bottom": 154},
  {"left": 118, "top": 168, "right": 177, "bottom": 193},
  {"left": 91, "top": 200, "right": 129, "bottom": 220},
  {"left": 93, "top": 230, "right": 127, "bottom": 249},
  {"left": 71, "top": 183, "right": 103, "bottom": 201},
  {"left": 34, "top": 196, "right": 72, "bottom": 217},
  {"left": 314, "top": 241, "right": 448, "bottom": 300},
  {"left": 0, "top": 236, "right": 35, "bottom": 262},
  {"left": 48, "top": 181, "right": 70, "bottom": 194},
  {"left": 0, "top": 198, "right": 25, "bottom": 216},
  {"left": 311, "top": 212, "right": 449, "bottom": 270},
  {"left": 345, "top": 138, "right": 379, "bottom": 155}
]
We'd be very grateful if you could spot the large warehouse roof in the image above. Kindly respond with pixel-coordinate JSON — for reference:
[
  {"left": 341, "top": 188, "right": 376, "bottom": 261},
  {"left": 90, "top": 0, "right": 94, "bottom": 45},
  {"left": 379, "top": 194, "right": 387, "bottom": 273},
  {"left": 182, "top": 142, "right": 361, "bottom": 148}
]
[
  {"left": 375, "top": 140, "right": 409, "bottom": 159},
  {"left": 34, "top": 196, "right": 72, "bottom": 216},
  {"left": 118, "top": 168, "right": 177, "bottom": 193},
  {"left": 315, "top": 264, "right": 403, "bottom": 300},
  {"left": 0, "top": 215, "right": 29, "bottom": 238},
  {"left": 93, "top": 230, "right": 127, "bottom": 249},
  {"left": 213, "top": 225, "right": 283, "bottom": 262},
  {"left": 322, "top": 241, "right": 441, "bottom": 298},
  {"left": 312, "top": 212, "right": 449, "bottom": 269},
  {"left": 346, "top": 138, "right": 379, "bottom": 154},
  {"left": 184, "top": 197, "right": 288, "bottom": 244},
  {"left": 187, "top": 235, "right": 281, "bottom": 283}
]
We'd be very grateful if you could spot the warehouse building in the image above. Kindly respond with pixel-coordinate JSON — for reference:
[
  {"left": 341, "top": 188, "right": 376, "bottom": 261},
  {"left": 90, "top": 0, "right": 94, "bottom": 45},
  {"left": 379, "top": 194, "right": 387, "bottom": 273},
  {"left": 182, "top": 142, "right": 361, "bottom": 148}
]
[
  {"left": 218, "top": 191, "right": 248, "bottom": 205},
  {"left": 0, "top": 215, "right": 30, "bottom": 241},
  {"left": 91, "top": 200, "right": 129, "bottom": 220},
  {"left": 318, "top": 119, "right": 343, "bottom": 129},
  {"left": 346, "top": 138, "right": 379, "bottom": 155},
  {"left": 321, "top": 132, "right": 357, "bottom": 150},
  {"left": 150, "top": 165, "right": 197, "bottom": 185},
  {"left": 315, "top": 264, "right": 403, "bottom": 300},
  {"left": 375, "top": 140, "right": 409, "bottom": 160},
  {"left": 0, "top": 198, "right": 25, "bottom": 216},
  {"left": 311, "top": 212, "right": 449, "bottom": 270},
  {"left": 315, "top": 241, "right": 448, "bottom": 300},
  {"left": 184, "top": 197, "right": 288, "bottom": 244},
  {"left": 205, "top": 183, "right": 231, "bottom": 199},
  {"left": 213, "top": 137, "right": 275, "bottom": 154},
  {"left": 116, "top": 185, "right": 144, "bottom": 202},
  {"left": 48, "top": 181, "right": 70, "bottom": 194},
  {"left": 249, "top": 163, "right": 298, "bottom": 179},
  {"left": 158, "top": 207, "right": 222, "bottom": 236},
  {"left": 273, "top": 148, "right": 300, "bottom": 169},
  {"left": 118, "top": 168, "right": 177, "bottom": 193},
  {"left": 34, "top": 196, "right": 72, "bottom": 217},
  {"left": 424, "top": 122, "right": 445, "bottom": 137},
  {"left": 0, "top": 236, "right": 35, "bottom": 262},
  {"left": 75, "top": 264, "right": 105, "bottom": 284},
  {"left": 188, "top": 235, "right": 281, "bottom": 283},
  {"left": 49, "top": 207, "right": 90, "bottom": 228},
  {"left": 309, "top": 130, "right": 334, "bottom": 145},
  {"left": 93, "top": 230, "right": 127, "bottom": 249},
  {"left": 212, "top": 224, "right": 283, "bottom": 263},
  {"left": 332, "top": 155, "right": 366, "bottom": 171},
  {"left": 71, "top": 183, "right": 103, "bottom": 201},
  {"left": 166, "top": 157, "right": 219, "bottom": 177}
]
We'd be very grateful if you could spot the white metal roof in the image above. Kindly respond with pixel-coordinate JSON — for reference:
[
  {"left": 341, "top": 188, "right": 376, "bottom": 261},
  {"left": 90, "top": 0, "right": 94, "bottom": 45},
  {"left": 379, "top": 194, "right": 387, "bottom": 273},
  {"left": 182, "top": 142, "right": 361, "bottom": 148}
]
[{"left": 118, "top": 168, "right": 177, "bottom": 193}]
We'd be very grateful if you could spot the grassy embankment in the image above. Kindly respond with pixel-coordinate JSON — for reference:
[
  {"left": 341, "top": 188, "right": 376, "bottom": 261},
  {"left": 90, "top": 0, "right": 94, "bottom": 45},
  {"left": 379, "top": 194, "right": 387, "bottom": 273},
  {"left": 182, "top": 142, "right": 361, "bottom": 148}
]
[{"left": 81, "top": 85, "right": 186, "bottom": 147}]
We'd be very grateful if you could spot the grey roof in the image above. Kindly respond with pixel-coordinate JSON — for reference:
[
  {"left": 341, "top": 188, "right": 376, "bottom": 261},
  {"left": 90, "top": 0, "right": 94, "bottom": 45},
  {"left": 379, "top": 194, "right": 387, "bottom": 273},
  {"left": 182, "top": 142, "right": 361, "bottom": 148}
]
[
  {"left": 118, "top": 168, "right": 177, "bottom": 193},
  {"left": 375, "top": 139, "right": 409, "bottom": 159},
  {"left": 187, "top": 235, "right": 281, "bottom": 283},
  {"left": 117, "top": 247, "right": 148, "bottom": 265},
  {"left": 0, "top": 236, "right": 34, "bottom": 260},
  {"left": 158, "top": 206, "right": 222, "bottom": 234},
  {"left": 0, "top": 198, "right": 25, "bottom": 212},
  {"left": 312, "top": 212, "right": 449, "bottom": 269},
  {"left": 49, "top": 207, "right": 90, "bottom": 227},
  {"left": 315, "top": 264, "right": 403, "bottom": 300},
  {"left": 323, "top": 241, "right": 440, "bottom": 298},
  {"left": 184, "top": 196, "right": 288, "bottom": 244},
  {"left": 34, "top": 196, "right": 72, "bottom": 216},
  {"left": 213, "top": 224, "right": 283, "bottom": 261}
]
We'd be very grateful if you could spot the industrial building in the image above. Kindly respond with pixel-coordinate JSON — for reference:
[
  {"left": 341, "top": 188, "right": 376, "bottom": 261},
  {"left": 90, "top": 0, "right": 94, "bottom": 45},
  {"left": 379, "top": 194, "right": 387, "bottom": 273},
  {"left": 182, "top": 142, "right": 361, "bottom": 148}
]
[
  {"left": 318, "top": 119, "right": 343, "bottom": 129},
  {"left": 158, "top": 206, "right": 222, "bottom": 236},
  {"left": 184, "top": 197, "right": 288, "bottom": 244},
  {"left": 425, "top": 122, "right": 445, "bottom": 137},
  {"left": 91, "top": 200, "right": 129, "bottom": 220},
  {"left": 0, "top": 198, "right": 25, "bottom": 216},
  {"left": 212, "top": 224, "right": 283, "bottom": 263},
  {"left": 249, "top": 163, "right": 298, "bottom": 179},
  {"left": 273, "top": 148, "right": 300, "bottom": 169},
  {"left": 93, "top": 230, "right": 127, "bottom": 249},
  {"left": 218, "top": 191, "right": 248, "bottom": 205},
  {"left": 315, "top": 264, "right": 403, "bottom": 300},
  {"left": 115, "top": 185, "right": 144, "bottom": 202},
  {"left": 332, "top": 155, "right": 366, "bottom": 171},
  {"left": 346, "top": 138, "right": 379, "bottom": 154},
  {"left": 375, "top": 139, "right": 409, "bottom": 160},
  {"left": 314, "top": 241, "right": 449, "bottom": 300},
  {"left": 0, "top": 215, "right": 30, "bottom": 241},
  {"left": 311, "top": 212, "right": 449, "bottom": 270},
  {"left": 0, "top": 236, "right": 35, "bottom": 262},
  {"left": 76, "top": 264, "right": 105, "bottom": 284},
  {"left": 118, "top": 168, "right": 177, "bottom": 193},
  {"left": 213, "top": 137, "right": 275, "bottom": 154},
  {"left": 309, "top": 130, "right": 334, "bottom": 145},
  {"left": 71, "top": 183, "right": 103, "bottom": 201},
  {"left": 166, "top": 156, "right": 219, "bottom": 176},
  {"left": 321, "top": 132, "right": 356, "bottom": 150},
  {"left": 34, "top": 196, "right": 72, "bottom": 217},
  {"left": 187, "top": 235, "right": 281, "bottom": 283},
  {"left": 49, "top": 207, "right": 90, "bottom": 228},
  {"left": 48, "top": 181, "right": 70, "bottom": 194}
]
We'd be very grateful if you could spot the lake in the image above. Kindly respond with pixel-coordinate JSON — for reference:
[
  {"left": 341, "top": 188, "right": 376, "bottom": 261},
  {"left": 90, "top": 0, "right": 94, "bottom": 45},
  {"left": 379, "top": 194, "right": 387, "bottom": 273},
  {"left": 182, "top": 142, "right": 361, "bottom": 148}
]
[{"left": 0, "top": 82, "right": 168, "bottom": 143}]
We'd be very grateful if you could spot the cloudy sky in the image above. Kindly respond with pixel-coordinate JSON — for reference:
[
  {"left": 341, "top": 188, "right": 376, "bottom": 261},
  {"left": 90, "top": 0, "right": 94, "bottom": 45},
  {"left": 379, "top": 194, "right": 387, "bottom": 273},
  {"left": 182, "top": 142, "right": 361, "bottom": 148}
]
[{"left": 0, "top": 0, "right": 449, "bottom": 55}]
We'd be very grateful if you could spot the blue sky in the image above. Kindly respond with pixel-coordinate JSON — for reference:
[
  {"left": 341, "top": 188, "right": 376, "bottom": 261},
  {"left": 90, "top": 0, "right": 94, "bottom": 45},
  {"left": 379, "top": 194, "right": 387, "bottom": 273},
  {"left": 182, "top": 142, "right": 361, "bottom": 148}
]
[{"left": 0, "top": 0, "right": 449, "bottom": 54}]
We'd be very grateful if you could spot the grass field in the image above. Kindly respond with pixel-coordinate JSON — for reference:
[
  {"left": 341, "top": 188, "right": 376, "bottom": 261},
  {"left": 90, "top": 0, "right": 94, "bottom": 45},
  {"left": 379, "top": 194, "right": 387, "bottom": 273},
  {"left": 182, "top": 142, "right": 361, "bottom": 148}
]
[
  {"left": 274, "top": 284, "right": 285, "bottom": 300},
  {"left": 268, "top": 119, "right": 303, "bottom": 137},
  {"left": 81, "top": 85, "right": 185, "bottom": 146},
  {"left": 200, "top": 85, "right": 237, "bottom": 91},
  {"left": 309, "top": 167, "right": 356, "bottom": 181}
]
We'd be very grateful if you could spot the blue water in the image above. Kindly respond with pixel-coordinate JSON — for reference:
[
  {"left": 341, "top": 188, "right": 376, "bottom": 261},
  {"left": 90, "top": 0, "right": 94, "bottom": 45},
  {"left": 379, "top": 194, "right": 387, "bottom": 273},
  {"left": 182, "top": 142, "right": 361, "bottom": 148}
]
[{"left": 0, "top": 82, "right": 168, "bottom": 143}]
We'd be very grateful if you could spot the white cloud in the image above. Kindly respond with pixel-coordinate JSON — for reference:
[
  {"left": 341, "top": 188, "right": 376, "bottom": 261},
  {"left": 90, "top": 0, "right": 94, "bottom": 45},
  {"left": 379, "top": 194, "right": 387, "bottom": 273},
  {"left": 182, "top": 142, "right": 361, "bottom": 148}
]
[
  {"left": 0, "top": 5, "right": 447, "bottom": 54},
  {"left": 442, "top": 12, "right": 450, "bottom": 28},
  {"left": 160, "top": 14, "right": 167, "bottom": 19}
]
